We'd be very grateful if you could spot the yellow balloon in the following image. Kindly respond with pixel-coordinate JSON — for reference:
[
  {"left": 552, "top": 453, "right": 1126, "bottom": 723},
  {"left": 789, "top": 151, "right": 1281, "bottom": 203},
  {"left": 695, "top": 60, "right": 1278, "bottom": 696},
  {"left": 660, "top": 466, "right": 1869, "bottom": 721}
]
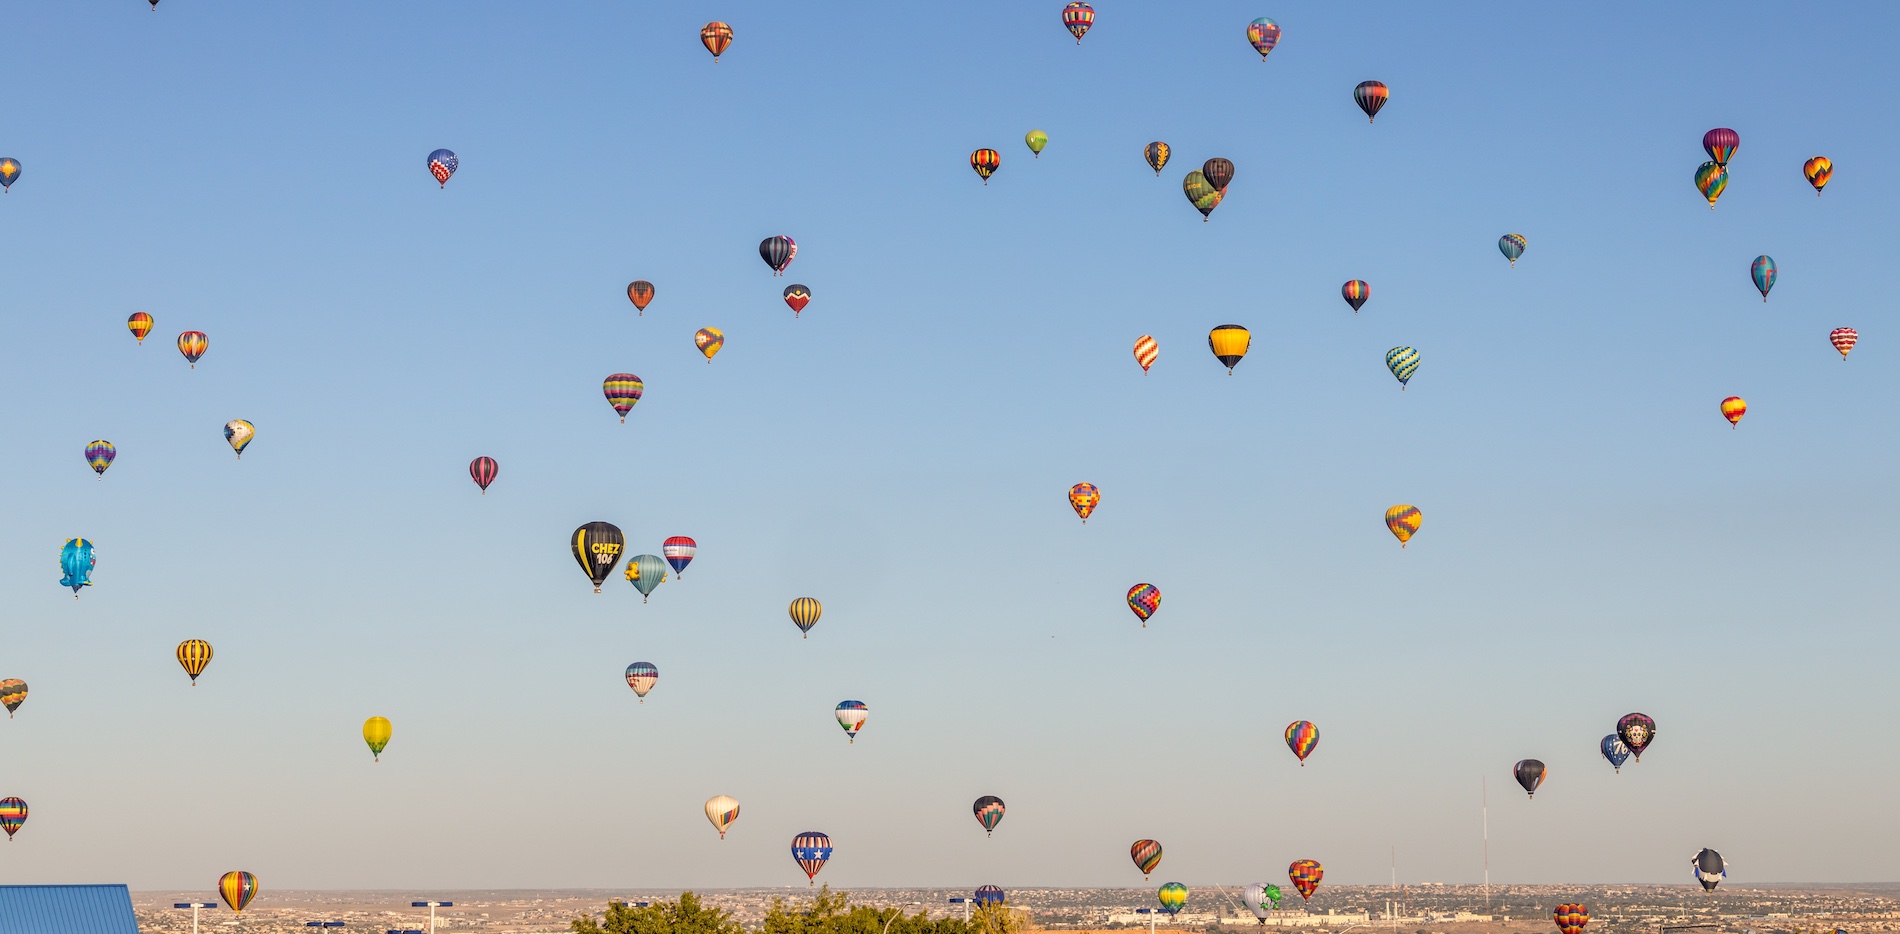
[
  {"left": 695, "top": 327, "right": 725, "bottom": 363},
  {"left": 363, "top": 716, "right": 392, "bottom": 762}
]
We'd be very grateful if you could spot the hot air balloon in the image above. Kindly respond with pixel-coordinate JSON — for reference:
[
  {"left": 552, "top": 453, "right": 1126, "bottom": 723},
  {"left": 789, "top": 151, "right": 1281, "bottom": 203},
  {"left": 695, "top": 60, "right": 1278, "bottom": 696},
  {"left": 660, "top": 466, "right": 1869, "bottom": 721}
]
[
  {"left": 973, "top": 796, "right": 1006, "bottom": 836},
  {"left": 792, "top": 831, "right": 833, "bottom": 884},
  {"left": 0, "top": 798, "right": 24, "bottom": 840},
  {"left": 1061, "top": 2, "right": 1094, "bottom": 43},
  {"left": 603, "top": 373, "right": 644, "bottom": 422},
  {"left": 1617, "top": 713, "right": 1656, "bottom": 761},
  {"left": 427, "top": 150, "right": 458, "bottom": 188},
  {"left": 1720, "top": 396, "right": 1746, "bottom": 428},
  {"left": 701, "top": 22, "right": 733, "bottom": 61},
  {"left": 971, "top": 148, "right": 1001, "bottom": 185},
  {"left": 177, "top": 639, "right": 213, "bottom": 685},
  {"left": 1751, "top": 255, "right": 1776, "bottom": 302},
  {"left": 1342, "top": 280, "right": 1369, "bottom": 313},
  {"left": 571, "top": 522, "right": 626, "bottom": 593},
  {"left": 789, "top": 597, "right": 822, "bottom": 637},
  {"left": 760, "top": 236, "right": 796, "bottom": 276},
  {"left": 1068, "top": 482, "right": 1100, "bottom": 523},
  {"left": 1127, "top": 583, "right": 1160, "bottom": 627},
  {"left": 1499, "top": 234, "right": 1526, "bottom": 267},
  {"left": 1208, "top": 324, "right": 1251, "bottom": 372},
  {"left": 705, "top": 795, "right": 740, "bottom": 838},
  {"left": 1202, "top": 157, "right": 1235, "bottom": 192},
  {"left": 1600, "top": 735, "right": 1630, "bottom": 773},
  {"left": 1804, "top": 156, "right": 1832, "bottom": 195},
  {"left": 60, "top": 538, "right": 95, "bottom": 597},
  {"left": 695, "top": 327, "right": 725, "bottom": 363},
  {"left": 783, "top": 284, "right": 811, "bottom": 317},
  {"left": 1384, "top": 505, "right": 1421, "bottom": 547},
  {"left": 0, "top": 680, "right": 24, "bottom": 718},
  {"left": 224, "top": 420, "right": 254, "bottom": 459},
  {"left": 1184, "top": 170, "right": 1224, "bottom": 220},
  {"left": 1554, "top": 904, "right": 1589, "bottom": 934},
  {"left": 363, "top": 716, "right": 392, "bottom": 762},
  {"left": 1702, "top": 128, "right": 1739, "bottom": 168},
  {"left": 1242, "top": 884, "right": 1274, "bottom": 922},
  {"left": 1695, "top": 161, "right": 1728, "bottom": 209},
  {"left": 1385, "top": 346, "right": 1419, "bottom": 389},
  {"left": 1288, "top": 860, "right": 1323, "bottom": 900},
  {"left": 469, "top": 456, "right": 498, "bottom": 494},
  {"left": 1158, "top": 884, "right": 1188, "bottom": 916},
  {"left": 627, "top": 280, "right": 655, "bottom": 315},
  {"left": 1284, "top": 720, "right": 1319, "bottom": 765},
  {"left": 85, "top": 441, "right": 116, "bottom": 479},
  {"left": 218, "top": 872, "right": 258, "bottom": 912},
  {"left": 663, "top": 536, "right": 698, "bottom": 576},
  {"left": 1831, "top": 327, "right": 1858, "bottom": 360},
  {"left": 128, "top": 312, "right": 154, "bottom": 344},
  {"left": 835, "top": 700, "right": 868, "bottom": 743},
  {"left": 1133, "top": 335, "right": 1159, "bottom": 373},
  {"left": 1144, "top": 142, "right": 1171, "bottom": 176},
  {"left": 1514, "top": 759, "right": 1546, "bottom": 798},
  {"left": 626, "top": 662, "right": 658, "bottom": 702},
  {"left": 177, "top": 331, "right": 208, "bottom": 367},
  {"left": 625, "top": 554, "right": 667, "bottom": 602},
  {"left": 0, "top": 158, "right": 18, "bottom": 192},
  {"left": 1131, "top": 840, "right": 1163, "bottom": 879},
  {"left": 1693, "top": 848, "right": 1725, "bottom": 892},
  {"left": 1247, "top": 18, "right": 1281, "bottom": 60},
  {"left": 1354, "top": 81, "right": 1389, "bottom": 123},
  {"left": 1026, "top": 130, "right": 1048, "bottom": 158},
  {"left": 974, "top": 886, "right": 1005, "bottom": 907}
]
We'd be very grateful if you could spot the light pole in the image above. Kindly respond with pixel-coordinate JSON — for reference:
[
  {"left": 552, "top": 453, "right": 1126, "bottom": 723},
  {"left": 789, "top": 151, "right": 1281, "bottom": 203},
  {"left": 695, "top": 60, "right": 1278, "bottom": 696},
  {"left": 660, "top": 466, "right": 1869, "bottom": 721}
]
[
  {"left": 173, "top": 901, "right": 218, "bottom": 934},
  {"left": 411, "top": 900, "right": 454, "bottom": 934},
  {"left": 1137, "top": 907, "right": 1159, "bottom": 934},
  {"left": 949, "top": 897, "right": 970, "bottom": 923}
]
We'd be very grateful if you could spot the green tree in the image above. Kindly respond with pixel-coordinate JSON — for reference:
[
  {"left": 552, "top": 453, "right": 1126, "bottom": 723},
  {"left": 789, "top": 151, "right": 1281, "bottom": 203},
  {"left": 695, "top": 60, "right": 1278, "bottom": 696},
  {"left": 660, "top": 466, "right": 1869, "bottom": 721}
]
[
  {"left": 762, "top": 886, "right": 976, "bottom": 934},
  {"left": 571, "top": 892, "right": 745, "bottom": 934}
]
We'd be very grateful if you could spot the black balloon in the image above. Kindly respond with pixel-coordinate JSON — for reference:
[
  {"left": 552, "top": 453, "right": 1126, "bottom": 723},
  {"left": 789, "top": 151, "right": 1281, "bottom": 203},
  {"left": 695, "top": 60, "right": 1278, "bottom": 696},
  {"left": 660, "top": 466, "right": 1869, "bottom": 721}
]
[
  {"left": 571, "top": 522, "right": 626, "bottom": 593},
  {"left": 1513, "top": 759, "right": 1546, "bottom": 798},
  {"left": 1202, "top": 157, "right": 1235, "bottom": 191}
]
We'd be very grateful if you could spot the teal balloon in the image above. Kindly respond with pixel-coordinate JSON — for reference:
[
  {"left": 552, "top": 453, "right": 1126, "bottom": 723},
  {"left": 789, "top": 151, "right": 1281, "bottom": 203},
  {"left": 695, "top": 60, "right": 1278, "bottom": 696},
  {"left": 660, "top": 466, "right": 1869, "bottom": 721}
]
[
  {"left": 626, "top": 553, "right": 668, "bottom": 602},
  {"left": 1498, "top": 233, "right": 1526, "bottom": 265},
  {"left": 59, "top": 538, "right": 96, "bottom": 596},
  {"left": 1385, "top": 346, "right": 1420, "bottom": 388}
]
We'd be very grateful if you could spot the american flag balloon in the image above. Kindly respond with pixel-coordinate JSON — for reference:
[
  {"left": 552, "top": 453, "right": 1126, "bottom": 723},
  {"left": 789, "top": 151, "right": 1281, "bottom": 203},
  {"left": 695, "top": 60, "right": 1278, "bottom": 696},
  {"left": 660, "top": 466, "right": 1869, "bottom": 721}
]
[
  {"left": 1831, "top": 327, "right": 1858, "bottom": 360},
  {"left": 428, "top": 149, "right": 458, "bottom": 188}
]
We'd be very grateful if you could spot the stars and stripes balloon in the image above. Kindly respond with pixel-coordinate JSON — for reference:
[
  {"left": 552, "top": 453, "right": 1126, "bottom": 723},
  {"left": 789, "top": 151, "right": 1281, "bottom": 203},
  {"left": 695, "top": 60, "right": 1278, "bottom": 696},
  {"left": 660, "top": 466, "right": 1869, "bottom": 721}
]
[
  {"left": 1804, "top": 156, "right": 1832, "bottom": 195},
  {"left": 1127, "top": 583, "right": 1161, "bottom": 627},
  {"left": 792, "top": 831, "right": 833, "bottom": 884},
  {"left": 1830, "top": 327, "right": 1857, "bottom": 360},
  {"left": 662, "top": 536, "right": 698, "bottom": 576},
  {"left": 127, "top": 312, "right": 153, "bottom": 344},
  {"left": 973, "top": 796, "right": 1006, "bottom": 836},
  {"left": 1285, "top": 720, "right": 1319, "bottom": 764},
  {"left": 469, "top": 456, "right": 498, "bottom": 494},
  {"left": 1353, "top": 81, "right": 1389, "bottom": 123},
  {"left": 85, "top": 440, "right": 115, "bottom": 478},
  {"left": 1061, "top": 2, "right": 1094, "bottom": 44},
  {"left": 1133, "top": 334, "right": 1159, "bottom": 372},
  {"left": 427, "top": 149, "right": 457, "bottom": 188},
  {"left": 835, "top": 700, "right": 868, "bottom": 743}
]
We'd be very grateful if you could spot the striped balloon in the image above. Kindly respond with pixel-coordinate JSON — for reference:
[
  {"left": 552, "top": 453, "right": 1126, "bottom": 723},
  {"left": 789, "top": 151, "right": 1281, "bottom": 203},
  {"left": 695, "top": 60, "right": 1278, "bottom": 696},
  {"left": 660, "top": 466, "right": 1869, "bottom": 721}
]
[
  {"left": 469, "top": 456, "right": 498, "bottom": 493},
  {"left": 700, "top": 21, "right": 733, "bottom": 60},
  {"left": 970, "top": 148, "right": 1001, "bottom": 185},
  {"left": 1202, "top": 158, "right": 1235, "bottom": 192},
  {"left": 791, "top": 831, "right": 833, "bottom": 883},
  {"left": 626, "top": 661, "right": 658, "bottom": 701},
  {"left": 1499, "top": 234, "right": 1526, "bottom": 266},
  {"left": 218, "top": 871, "right": 259, "bottom": 912},
  {"left": 1702, "top": 128, "right": 1739, "bottom": 167},
  {"left": 1804, "top": 156, "right": 1832, "bottom": 195},
  {"left": 127, "top": 312, "right": 154, "bottom": 344},
  {"left": 974, "top": 886, "right": 1005, "bottom": 907},
  {"left": 1061, "top": 1, "right": 1094, "bottom": 43},
  {"left": 1695, "top": 161, "right": 1728, "bottom": 209},
  {"left": 1830, "top": 327, "right": 1858, "bottom": 360},
  {"left": 627, "top": 280, "right": 655, "bottom": 314},
  {"left": 1751, "top": 255, "right": 1776, "bottom": 301},
  {"left": 85, "top": 440, "right": 116, "bottom": 478},
  {"left": 1554, "top": 904, "right": 1590, "bottom": 934},
  {"left": 1126, "top": 583, "right": 1161, "bottom": 627},
  {"left": 603, "top": 373, "right": 644, "bottom": 422},
  {"left": 1342, "top": 280, "right": 1369, "bottom": 313},
  {"left": 973, "top": 795, "right": 1005, "bottom": 835},
  {"left": 0, "top": 679, "right": 24, "bottom": 717},
  {"left": 176, "top": 639, "right": 213, "bottom": 684},
  {"left": 705, "top": 795, "right": 740, "bottom": 838},
  {"left": 1385, "top": 346, "right": 1420, "bottom": 389},
  {"left": 0, "top": 797, "right": 24, "bottom": 839},
  {"left": 1288, "top": 860, "right": 1323, "bottom": 900},
  {"left": 624, "top": 554, "right": 667, "bottom": 602},
  {"left": 1284, "top": 720, "right": 1319, "bottom": 764},
  {"left": 1068, "top": 482, "right": 1100, "bottom": 523},
  {"left": 1144, "top": 142, "right": 1170, "bottom": 176},
  {"left": 835, "top": 700, "right": 868, "bottom": 743},
  {"left": 1130, "top": 839, "right": 1163, "bottom": 878},
  {"left": 662, "top": 536, "right": 698, "bottom": 576},
  {"left": 695, "top": 327, "right": 725, "bottom": 363},
  {"left": 1720, "top": 396, "right": 1747, "bottom": 428},
  {"left": 789, "top": 597, "right": 822, "bottom": 637},
  {"left": 1133, "top": 335, "right": 1159, "bottom": 372},
  {"left": 783, "top": 284, "right": 811, "bottom": 317},
  {"left": 1384, "top": 505, "right": 1422, "bottom": 547},
  {"left": 1353, "top": 80, "right": 1389, "bottom": 123},
  {"left": 177, "top": 330, "right": 207, "bottom": 367},
  {"left": 759, "top": 236, "right": 795, "bottom": 276}
]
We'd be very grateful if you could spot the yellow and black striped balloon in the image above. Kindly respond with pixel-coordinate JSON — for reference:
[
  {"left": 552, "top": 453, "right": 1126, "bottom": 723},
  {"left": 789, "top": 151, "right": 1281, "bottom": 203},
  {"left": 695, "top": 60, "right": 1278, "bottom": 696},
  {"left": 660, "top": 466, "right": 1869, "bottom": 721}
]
[
  {"left": 176, "top": 639, "right": 213, "bottom": 685},
  {"left": 789, "top": 597, "right": 822, "bottom": 638}
]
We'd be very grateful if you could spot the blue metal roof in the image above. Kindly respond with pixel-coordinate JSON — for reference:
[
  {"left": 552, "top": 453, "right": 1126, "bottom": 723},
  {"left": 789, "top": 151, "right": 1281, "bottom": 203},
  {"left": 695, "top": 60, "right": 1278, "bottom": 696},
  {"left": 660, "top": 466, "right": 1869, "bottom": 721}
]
[{"left": 0, "top": 884, "right": 141, "bottom": 934}]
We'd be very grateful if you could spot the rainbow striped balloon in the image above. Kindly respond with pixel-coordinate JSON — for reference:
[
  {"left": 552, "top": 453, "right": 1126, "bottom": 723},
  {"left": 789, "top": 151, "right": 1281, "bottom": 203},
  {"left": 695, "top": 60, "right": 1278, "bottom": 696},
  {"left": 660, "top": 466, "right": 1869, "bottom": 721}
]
[
  {"left": 0, "top": 797, "right": 26, "bottom": 839},
  {"left": 1342, "top": 280, "right": 1369, "bottom": 313},
  {"left": 1130, "top": 839, "right": 1163, "bottom": 878},
  {"left": 1284, "top": 720, "right": 1319, "bottom": 764},
  {"left": 603, "top": 373, "right": 644, "bottom": 422},
  {"left": 218, "top": 871, "right": 259, "bottom": 912}
]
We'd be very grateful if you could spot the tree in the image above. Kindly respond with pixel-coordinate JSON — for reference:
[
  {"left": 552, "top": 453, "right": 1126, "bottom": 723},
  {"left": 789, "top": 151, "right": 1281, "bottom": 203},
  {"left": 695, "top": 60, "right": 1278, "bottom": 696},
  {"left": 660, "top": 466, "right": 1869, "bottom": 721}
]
[
  {"left": 571, "top": 892, "right": 745, "bottom": 934},
  {"left": 762, "top": 886, "right": 976, "bottom": 934}
]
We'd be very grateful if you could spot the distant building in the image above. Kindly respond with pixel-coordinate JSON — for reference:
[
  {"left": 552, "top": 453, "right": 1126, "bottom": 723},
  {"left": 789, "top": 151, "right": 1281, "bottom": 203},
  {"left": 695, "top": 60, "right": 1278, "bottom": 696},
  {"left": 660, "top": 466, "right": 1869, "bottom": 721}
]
[{"left": 0, "top": 884, "right": 141, "bottom": 934}]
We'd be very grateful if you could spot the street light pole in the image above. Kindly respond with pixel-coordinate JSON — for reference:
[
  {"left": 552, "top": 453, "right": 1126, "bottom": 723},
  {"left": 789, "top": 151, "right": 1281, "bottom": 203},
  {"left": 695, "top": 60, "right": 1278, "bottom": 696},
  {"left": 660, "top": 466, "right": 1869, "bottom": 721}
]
[
  {"left": 1138, "top": 907, "right": 1157, "bottom": 934},
  {"left": 174, "top": 901, "right": 217, "bottom": 934},
  {"left": 412, "top": 900, "right": 454, "bottom": 934},
  {"left": 950, "top": 897, "right": 970, "bottom": 923}
]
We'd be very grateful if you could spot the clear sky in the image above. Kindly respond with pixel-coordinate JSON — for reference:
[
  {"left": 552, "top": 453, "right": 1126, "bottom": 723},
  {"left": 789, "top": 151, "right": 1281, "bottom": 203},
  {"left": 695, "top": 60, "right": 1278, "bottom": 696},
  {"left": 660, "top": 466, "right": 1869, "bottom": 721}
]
[{"left": 2, "top": 0, "right": 1897, "bottom": 894}]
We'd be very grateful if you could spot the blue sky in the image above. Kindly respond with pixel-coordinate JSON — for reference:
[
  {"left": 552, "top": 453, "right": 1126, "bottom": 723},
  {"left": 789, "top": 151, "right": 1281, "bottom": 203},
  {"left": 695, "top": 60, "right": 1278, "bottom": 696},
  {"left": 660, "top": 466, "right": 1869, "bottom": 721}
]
[{"left": 1, "top": 1, "right": 1897, "bottom": 892}]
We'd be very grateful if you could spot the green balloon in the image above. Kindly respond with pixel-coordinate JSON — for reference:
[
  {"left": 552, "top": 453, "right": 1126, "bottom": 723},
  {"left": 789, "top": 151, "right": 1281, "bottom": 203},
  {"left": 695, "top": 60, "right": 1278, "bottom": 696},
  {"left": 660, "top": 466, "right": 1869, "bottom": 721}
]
[
  {"left": 1182, "top": 171, "right": 1222, "bottom": 220},
  {"left": 1025, "top": 129, "right": 1048, "bottom": 157}
]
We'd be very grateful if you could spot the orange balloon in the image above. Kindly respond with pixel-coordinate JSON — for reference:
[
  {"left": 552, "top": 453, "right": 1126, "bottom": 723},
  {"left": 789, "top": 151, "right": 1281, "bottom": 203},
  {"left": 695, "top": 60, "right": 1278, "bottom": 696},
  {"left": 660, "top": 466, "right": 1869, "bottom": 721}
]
[{"left": 1384, "top": 505, "right": 1421, "bottom": 547}]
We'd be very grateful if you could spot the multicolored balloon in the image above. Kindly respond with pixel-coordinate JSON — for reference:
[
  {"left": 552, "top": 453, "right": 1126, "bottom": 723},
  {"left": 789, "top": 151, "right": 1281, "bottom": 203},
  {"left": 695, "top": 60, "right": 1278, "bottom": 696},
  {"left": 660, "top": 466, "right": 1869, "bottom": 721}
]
[
  {"left": 973, "top": 795, "right": 1006, "bottom": 836},
  {"left": 1804, "top": 156, "right": 1832, "bottom": 195},
  {"left": 1751, "top": 255, "right": 1776, "bottom": 302},
  {"left": 1131, "top": 839, "right": 1163, "bottom": 879},
  {"left": 1385, "top": 346, "right": 1419, "bottom": 389},
  {"left": 427, "top": 149, "right": 457, "bottom": 188},
  {"left": 1288, "top": 860, "right": 1323, "bottom": 900},
  {"left": 86, "top": 440, "right": 116, "bottom": 478},
  {"left": 1157, "top": 883, "right": 1188, "bottom": 916},
  {"left": 626, "top": 662, "right": 658, "bottom": 701},
  {"left": 1144, "top": 142, "right": 1171, "bottom": 176},
  {"left": 663, "top": 536, "right": 698, "bottom": 576},
  {"left": 792, "top": 831, "right": 833, "bottom": 884},
  {"left": 1127, "top": 583, "right": 1161, "bottom": 627},
  {"left": 1025, "top": 129, "right": 1048, "bottom": 158},
  {"left": 218, "top": 871, "right": 258, "bottom": 912},
  {"left": 760, "top": 236, "right": 796, "bottom": 276},
  {"left": 1830, "top": 327, "right": 1858, "bottom": 360},
  {"left": 1384, "top": 505, "right": 1421, "bottom": 547},
  {"left": 1342, "top": 280, "right": 1369, "bottom": 313},
  {"left": 177, "top": 330, "right": 208, "bottom": 367},
  {"left": 1247, "top": 18, "right": 1281, "bottom": 60},
  {"left": 971, "top": 148, "right": 1001, "bottom": 185},
  {"left": 571, "top": 521, "right": 626, "bottom": 593},
  {"left": 0, "top": 158, "right": 18, "bottom": 192},
  {"left": 603, "top": 373, "right": 644, "bottom": 422},
  {"left": 469, "top": 456, "right": 498, "bottom": 494},
  {"left": 1554, "top": 904, "right": 1589, "bottom": 934},
  {"left": 1068, "top": 482, "right": 1100, "bottom": 523},
  {"left": 60, "top": 538, "right": 95, "bottom": 596},
  {"left": 783, "top": 284, "right": 811, "bottom": 317},
  {"left": 1702, "top": 128, "right": 1739, "bottom": 168},
  {"left": 1514, "top": 759, "right": 1546, "bottom": 799},
  {"left": 363, "top": 716, "right": 392, "bottom": 762},
  {"left": 1284, "top": 720, "right": 1319, "bottom": 765},
  {"left": 1499, "top": 234, "right": 1526, "bottom": 267},
  {"left": 224, "top": 420, "right": 254, "bottom": 459},
  {"left": 1720, "top": 396, "right": 1746, "bottom": 428},
  {"left": 1353, "top": 81, "right": 1389, "bottom": 123},
  {"left": 1695, "top": 161, "right": 1728, "bottom": 210},
  {"left": 1183, "top": 170, "right": 1224, "bottom": 220},
  {"left": 1061, "top": 2, "right": 1094, "bottom": 43},
  {"left": 1202, "top": 158, "right": 1235, "bottom": 192},
  {"left": 1693, "top": 848, "right": 1725, "bottom": 891},
  {"left": 1133, "top": 334, "right": 1159, "bottom": 372},
  {"left": 695, "top": 327, "right": 725, "bottom": 363},
  {"left": 0, "top": 797, "right": 24, "bottom": 839},
  {"left": 627, "top": 280, "right": 655, "bottom": 315},
  {"left": 789, "top": 596, "right": 822, "bottom": 637},
  {"left": 1600, "top": 735, "right": 1630, "bottom": 773},
  {"left": 1208, "top": 324, "right": 1251, "bottom": 372},
  {"left": 624, "top": 554, "right": 667, "bottom": 602},
  {"left": 127, "top": 312, "right": 154, "bottom": 344},
  {"left": 700, "top": 22, "right": 733, "bottom": 61},
  {"left": 177, "top": 639, "right": 213, "bottom": 685},
  {"left": 0, "top": 680, "right": 25, "bottom": 718},
  {"left": 835, "top": 700, "right": 868, "bottom": 743},
  {"left": 705, "top": 795, "right": 740, "bottom": 838},
  {"left": 1617, "top": 712, "right": 1656, "bottom": 761}
]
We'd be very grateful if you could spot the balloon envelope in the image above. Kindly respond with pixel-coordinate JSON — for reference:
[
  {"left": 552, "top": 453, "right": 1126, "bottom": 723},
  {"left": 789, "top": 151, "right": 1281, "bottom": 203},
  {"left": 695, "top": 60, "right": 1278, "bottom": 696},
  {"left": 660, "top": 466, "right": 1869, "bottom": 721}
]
[
  {"left": 973, "top": 795, "right": 1006, "bottom": 834},
  {"left": 1025, "top": 129, "right": 1048, "bottom": 156},
  {"left": 127, "top": 312, "right": 154, "bottom": 343},
  {"left": 1127, "top": 583, "right": 1161, "bottom": 626},
  {"left": 1751, "top": 255, "right": 1777, "bottom": 301},
  {"left": 1183, "top": 170, "right": 1224, "bottom": 219},
  {"left": 427, "top": 149, "right": 457, "bottom": 186},
  {"left": 1062, "top": 1, "right": 1094, "bottom": 43},
  {"left": 663, "top": 536, "right": 698, "bottom": 575},
  {"left": 974, "top": 886, "right": 1005, "bottom": 907},
  {"left": 1617, "top": 712, "right": 1657, "bottom": 759},
  {"left": 1354, "top": 81, "right": 1389, "bottom": 122},
  {"left": 1289, "top": 860, "right": 1323, "bottom": 900},
  {"left": 1702, "top": 128, "right": 1739, "bottom": 166},
  {"left": 627, "top": 280, "right": 655, "bottom": 313},
  {"left": 625, "top": 553, "right": 667, "bottom": 601},
  {"left": 1247, "top": 17, "right": 1281, "bottom": 59},
  {"left": 0, "top": 158, "right": 18, "bottom": 190},
  {"left": 700, "top": 21, "right": 733, "bottom": 59},
  {"left": 1385, "top": 347, "right": 1420, "bottom": 388},
  {"left": 705, "top": 795, "right": 740, "bottom": 838},
  {"left": 783, "top": 284, "right": 811, "bottom": 316},
  {"left": 1131, "top": 839, "right": 1163, "bottom": 878},
  {"left": 1133, "top": 335, "right": 1159, "bottom": 372},
  {"left": 1208, "top": 324, "right": 1251, "bottom": 370},
  {"left": 1804, "top": 156, "right": 1832, "bottom": 194},
  {"left": 363, "top": 716, "right": 392, "bottom": 761},
  {"left": 60, "top": 538, "right": 96, "bottom": 595},
  {"left": 86, "top": 440, "right": 116, "bottom": 477},
  {"left": 1600, "top": 735, "right": 1630, "bottom": 772},
  {"left": 469, "top": 456, "right": 498, "bottom": 493},
  {"left": 1720, "top": 397, "right": 1746, "bottom": 427},
  {"left": 1695, "top": 161, "right": 1728, "bottom": 209},
  {"left": 0, "top": 679, "right": 26, "bottom": 717},
  {"left": 1144, "top": 142, "right": 1171, "bottom": 176},
  {"left": 1284, "top": 720, "right": 1319, "bottom": 763},
  {"left": 971, "top": 148, "right": 1001, "bottom": 184},
  {"left": 695, "top": 327, "right": 725, "bottom": 362},
  {"left": 1554, "top": 904, "right": 1590, "bottom": 934},
  {"left": 792, "top": 831, "right": 833, "bottom": 883},
  {"left": 571, "top": 522, "right": 626, "bottom": 593},
  {"left": 835, "top": 700, "right": 868, "bottom": 742},
  {"left": 1342, "top": 280, "right": 1369, "bottom": 313},
  {"left": 177, "top": 639, "right": 213, "bottom": 684},
  {"left": 1202, "top": 157, "right": 1235, "bottom": 191},
  {"left": 1068, "top": 482, "right": 1100, "bottom": 522},
  {"left": 1385, "top": 505, "right": 1422, "bottom": 547},
  {"left": 1831, "top": 327, "right": 1858, "bottom": 360},
  {"left": 0, "top": 798, "right": 24, "bottom": 839},
  {"left": 603, "top": 373, "right": 644, "bottom": 422},
  {"left": 218, "top": 871, "right": 259, "bottom": 913},
  {"left": 224, "top": 420, "right": 255, "bottom": 458},
  {"left": 789, "top": 597, "right": 823, "bottom": 636},
  {"left": 1693, "top": 848, "right": 1725, "bottom": 891},
  {"left": 1243, "top": 884, "right": 1273, "bottom": 921},
  {"left": 177, "top": 330, "right": 208, "bottom": 366},
  {"left": 626, "top": 662, "right": 659, "bottom": 699},
  {"left": 1157, "top": 883, "right": 1188, "bottom": 916},
  {"left": 759, "top": 236, "right": 796, "bottom": 275},
  {"left": 1514, "top": 758, "right": 1546, "bottom": 797}
]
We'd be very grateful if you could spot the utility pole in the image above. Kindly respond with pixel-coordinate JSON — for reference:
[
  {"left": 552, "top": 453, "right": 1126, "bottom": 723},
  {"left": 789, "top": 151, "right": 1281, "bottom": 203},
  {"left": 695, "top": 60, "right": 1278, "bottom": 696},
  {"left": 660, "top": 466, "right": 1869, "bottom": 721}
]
[
  {"left": 173, "top": 902, "right": 217, "bottom": 934},
  {"left": 412, "top": 900, "right": 453, "bottom": 934}
]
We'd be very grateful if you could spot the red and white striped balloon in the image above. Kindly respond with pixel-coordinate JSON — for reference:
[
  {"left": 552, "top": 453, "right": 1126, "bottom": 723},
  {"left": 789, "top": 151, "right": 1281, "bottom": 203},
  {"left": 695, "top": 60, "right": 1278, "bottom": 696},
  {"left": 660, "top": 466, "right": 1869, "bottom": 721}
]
[
  {"left": 1133, "top": 335, "right": 1159, "bottom": 373},
  {"left": 1831, "top": 327, "right": 1858, "bottom": 360}
]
